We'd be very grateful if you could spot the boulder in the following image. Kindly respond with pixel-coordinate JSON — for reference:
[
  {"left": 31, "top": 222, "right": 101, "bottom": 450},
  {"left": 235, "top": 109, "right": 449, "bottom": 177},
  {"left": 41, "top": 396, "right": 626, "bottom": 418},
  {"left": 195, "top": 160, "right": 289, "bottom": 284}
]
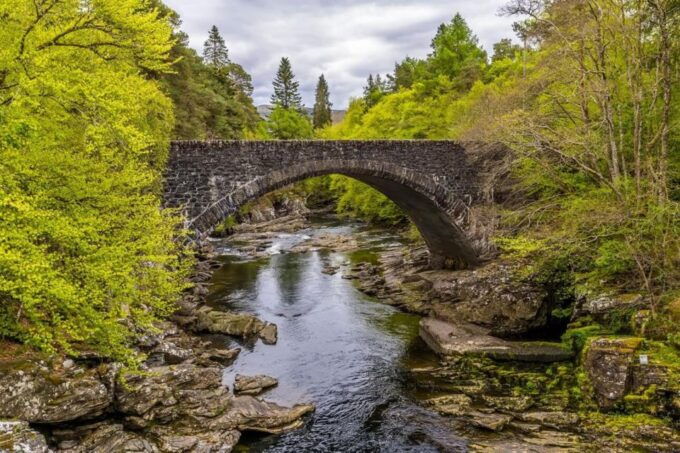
[
  {"left": 0, "top": 361, "right": 114, "bottom": 424},
  {"left": 423, "top": 261, "right": 549, "bottom": 337},
  {"left": 218, "top": 396, "right": 315, "bottom": 434},
  {"left": 583, "top": 337, "right": 643, "bottom": 409},
  {"left": 259, "top": 323, "right": 278, "bottom": 345},
  {"left": 146, "top": 426, "right": 240, "bottom": 453},
  {"left": 149, "top": 340, "right": 194, "bottom": 365},
  {"left": 194, "top": 307, "right": 277, "bottom": 344},
  {"left": 233, "top": 374, "right": 278, "bottom": 395},
  {"left": 115, "top": 364, "right": 228, "bottom": 422},
  {"left": 114, "top": 364, "right": 313, "bottom": 443},
  {"left": 419, "top": 318, "right": 573, "bottom": 362},
  {"left": 573, "top": 292, "right": 647, "bottom": 319},
  {"left": 199, "top": 348, "right": 240, "bottom": 366},
  {"left": 0, "top": 421, "right": 50, "bottom": 453}
]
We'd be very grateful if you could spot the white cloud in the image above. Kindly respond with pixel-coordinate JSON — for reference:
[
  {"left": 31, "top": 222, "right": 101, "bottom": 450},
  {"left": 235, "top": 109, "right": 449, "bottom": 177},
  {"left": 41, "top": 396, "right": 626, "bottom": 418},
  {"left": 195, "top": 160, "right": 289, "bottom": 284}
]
[{"left": 164, "top": 0, "right": 516, "bottom": 108}]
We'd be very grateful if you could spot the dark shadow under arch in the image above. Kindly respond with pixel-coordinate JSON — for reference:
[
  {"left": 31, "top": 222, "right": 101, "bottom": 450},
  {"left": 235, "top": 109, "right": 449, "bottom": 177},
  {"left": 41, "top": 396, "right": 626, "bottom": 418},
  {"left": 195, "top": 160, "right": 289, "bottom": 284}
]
[{"left": 189, "top": 160, "right": 479, "bottom": 268}]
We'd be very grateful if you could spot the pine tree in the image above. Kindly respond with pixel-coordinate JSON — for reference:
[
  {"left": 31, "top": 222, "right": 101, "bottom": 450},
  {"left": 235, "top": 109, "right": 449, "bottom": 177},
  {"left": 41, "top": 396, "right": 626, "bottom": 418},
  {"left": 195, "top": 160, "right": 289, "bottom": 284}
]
[
  {"left": 363, "top": 74, "right": 375, "bottom": 99},
  {"left": 203, "top": 25, "right": 230, "bottom": 68},
  {"left": 271, "top": 57, "right": 303, "bottom": 110},
  {"left": 312, "top": 74, "right": 332, "bottom": 128},
  {"left": 363, "top": 73, "right": 387, "bottom": 108}
]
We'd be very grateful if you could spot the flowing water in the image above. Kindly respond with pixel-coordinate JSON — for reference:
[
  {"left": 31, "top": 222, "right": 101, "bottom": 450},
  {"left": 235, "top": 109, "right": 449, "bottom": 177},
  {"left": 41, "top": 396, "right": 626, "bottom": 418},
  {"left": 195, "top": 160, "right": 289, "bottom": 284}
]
[{"left": 207, "top": 218, "right": 467, "bottom": 452}]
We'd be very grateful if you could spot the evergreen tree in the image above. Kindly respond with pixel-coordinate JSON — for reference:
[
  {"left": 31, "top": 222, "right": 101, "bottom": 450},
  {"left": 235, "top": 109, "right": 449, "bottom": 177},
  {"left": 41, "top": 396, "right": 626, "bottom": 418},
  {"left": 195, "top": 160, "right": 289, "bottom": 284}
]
[
  {"left": 428, "top": 13, "right": 487, "bottom": 87},
  {"left": 363, "top": 73, "right": 388, "bottom": 108},
  {"left": 271, "top": 57, "right": 303, "bottom": 110},
  {"left": 313, "top": 74, "right": 332, "bottom": 128},
  {"left": 203, "top": 25, "right": 230, "bottom": 68},
  {"left": 165, "top": 25, "right": 258, "bottom": 140}
]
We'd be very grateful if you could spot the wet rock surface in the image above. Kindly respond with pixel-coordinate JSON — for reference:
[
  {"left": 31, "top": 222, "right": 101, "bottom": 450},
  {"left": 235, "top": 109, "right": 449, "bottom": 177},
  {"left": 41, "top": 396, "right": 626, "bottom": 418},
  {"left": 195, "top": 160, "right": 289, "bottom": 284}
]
[
  {"left": 234, "top": 374, "right": 278, "bottom": 395},
  {"left": 215, "top": 217, "right": 680, "bottom": 451},
  {"left": 193, "top": 306, "right": 278, "bottom": 344},
  {"left": 4, "top": 215, "right": 678, "bottom": 452}
]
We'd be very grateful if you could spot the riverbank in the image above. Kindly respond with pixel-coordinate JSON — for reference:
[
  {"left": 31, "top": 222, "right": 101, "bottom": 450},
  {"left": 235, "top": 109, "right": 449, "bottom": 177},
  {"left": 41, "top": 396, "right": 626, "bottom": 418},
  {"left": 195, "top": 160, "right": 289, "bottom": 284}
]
[
  {"left": 1, "top": 212, "right": 677, "bottom": 452},
  {"left": 217, "top": 212, "right": 679, "bottom": 451},
  {"left": 337, "top": 225, "right": 680, "bottom": 451},
  {"left": 0, "top": 243, "right": 316, "bottom": 452}
]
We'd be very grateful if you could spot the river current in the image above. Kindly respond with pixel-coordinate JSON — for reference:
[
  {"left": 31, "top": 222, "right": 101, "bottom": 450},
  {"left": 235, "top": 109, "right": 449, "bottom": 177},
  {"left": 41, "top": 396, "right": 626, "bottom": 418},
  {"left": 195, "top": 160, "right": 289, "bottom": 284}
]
[{"left": 206, "top": 218, "right": 467, "bottom": 452}]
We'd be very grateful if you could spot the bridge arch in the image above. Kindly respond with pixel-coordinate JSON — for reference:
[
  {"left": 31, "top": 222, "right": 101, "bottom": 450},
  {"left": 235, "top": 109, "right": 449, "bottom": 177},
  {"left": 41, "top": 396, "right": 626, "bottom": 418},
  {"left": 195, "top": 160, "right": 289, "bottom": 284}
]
[
  {"left": 164, "top": 140, "right": 509, "bottom": 269},
  {"left": 189, "top": 159, "right": 477, "bottom": 268}
]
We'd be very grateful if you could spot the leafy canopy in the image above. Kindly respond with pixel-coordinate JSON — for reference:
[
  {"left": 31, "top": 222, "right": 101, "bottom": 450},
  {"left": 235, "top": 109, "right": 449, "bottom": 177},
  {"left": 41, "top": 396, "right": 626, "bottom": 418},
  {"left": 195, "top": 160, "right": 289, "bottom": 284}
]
[{"left": 0, "top": 0, "right": 191, "bottom": 363}]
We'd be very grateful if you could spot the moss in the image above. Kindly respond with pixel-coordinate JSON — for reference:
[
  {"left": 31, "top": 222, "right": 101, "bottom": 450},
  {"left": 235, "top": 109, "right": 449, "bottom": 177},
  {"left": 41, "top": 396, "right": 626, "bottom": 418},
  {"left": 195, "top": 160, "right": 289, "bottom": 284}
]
[
  {"left": 214, "top": 214, "right": 238, "bottom": 235},
  {"left": 666, "top": 295, "right": 680, "bottom": 323},
  {"left": 583, "top": 412, "right": 668, "bottom": 430},
  {"left": 623, "top": 386, "right": 660, "bottom": 414},
  {"left": 641, "top": 341, "right": 680, "bottom": 371},
  {"left": 561, "top": 324, "right": 608, "bottom": 353}
]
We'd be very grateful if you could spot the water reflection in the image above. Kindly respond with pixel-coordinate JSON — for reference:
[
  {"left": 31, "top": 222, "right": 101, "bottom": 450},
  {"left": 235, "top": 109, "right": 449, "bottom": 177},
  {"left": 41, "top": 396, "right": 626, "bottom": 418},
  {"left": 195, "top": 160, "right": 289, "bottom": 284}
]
[{"left": 211, "top": 220, "right": 466, "bottom": 452}]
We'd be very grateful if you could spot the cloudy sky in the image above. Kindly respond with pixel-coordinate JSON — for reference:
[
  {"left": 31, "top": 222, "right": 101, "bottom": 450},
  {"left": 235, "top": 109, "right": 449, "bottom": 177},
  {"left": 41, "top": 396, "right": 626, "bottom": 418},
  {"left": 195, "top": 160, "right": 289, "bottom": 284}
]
[{"left": 164, "top": 0, "right": 517, "bottom": 109}]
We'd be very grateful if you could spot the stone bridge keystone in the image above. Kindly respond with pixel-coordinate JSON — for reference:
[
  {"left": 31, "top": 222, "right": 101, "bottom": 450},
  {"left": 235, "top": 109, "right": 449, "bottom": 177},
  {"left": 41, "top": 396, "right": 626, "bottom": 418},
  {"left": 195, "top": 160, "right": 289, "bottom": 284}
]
[{"left": 164, "top": 140, "right": 510, "bottom": 269}]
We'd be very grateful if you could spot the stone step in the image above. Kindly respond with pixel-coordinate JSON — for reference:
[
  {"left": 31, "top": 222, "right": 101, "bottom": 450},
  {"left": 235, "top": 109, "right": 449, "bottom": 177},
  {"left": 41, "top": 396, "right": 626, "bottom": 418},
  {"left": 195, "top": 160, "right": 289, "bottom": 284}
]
[{"left": 419, "top": 317, "right": 573, "bottom": 362}]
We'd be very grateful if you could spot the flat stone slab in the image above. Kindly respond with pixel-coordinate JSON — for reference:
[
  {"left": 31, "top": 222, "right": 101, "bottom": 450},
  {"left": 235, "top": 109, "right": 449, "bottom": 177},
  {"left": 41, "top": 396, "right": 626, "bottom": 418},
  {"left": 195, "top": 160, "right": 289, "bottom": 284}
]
[{"left": 419, "top": 317, "right": 573, "bottom": 362}]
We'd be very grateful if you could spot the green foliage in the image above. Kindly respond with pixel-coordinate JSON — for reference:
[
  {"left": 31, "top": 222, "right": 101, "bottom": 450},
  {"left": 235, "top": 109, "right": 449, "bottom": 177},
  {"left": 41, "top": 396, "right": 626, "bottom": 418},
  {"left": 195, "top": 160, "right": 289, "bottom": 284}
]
[
  {"left": 329, "top": 176, "right": 407, "bottom": 226},
  {"left": 203, "top": 25, "right": 230, "bottom": 68},
  {"left": 561, "top": 325, "right": 608, "bottom": 353},
  {"left": 428, "top": 13, "right": 487, "bottom": 89},
  {"left": 313, "top": 74, "right": 332, "bottom": 129},
  {"left": 271, "top": 57, "right": 303, "bottom": 110},
  {"left": 388, "top": 57, "right": 429, "bottom": 91},
  {"left": 326, "top": 3, "right": 677, "bottom": 321},
  {"left": 266, "top": 106, "right": 313, "bottom": 139},
  {"left": 160, "top": 21, "right": 258, "bottom": 140},
  {"left": 362, "top": 74, "right": 390, "bottom": 108},
  {"left": 492, "top": 38, "right": 522, "bottom": 62},
  {"left": 0, "top": 0, "right": 191, "bottom": 364}
]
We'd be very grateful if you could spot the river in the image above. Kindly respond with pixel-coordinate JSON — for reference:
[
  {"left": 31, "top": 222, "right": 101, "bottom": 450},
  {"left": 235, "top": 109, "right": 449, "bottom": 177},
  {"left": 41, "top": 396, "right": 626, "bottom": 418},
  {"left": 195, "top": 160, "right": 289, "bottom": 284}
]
[{"left": 206, "top": 217, "right": 467, "bottom": 452}]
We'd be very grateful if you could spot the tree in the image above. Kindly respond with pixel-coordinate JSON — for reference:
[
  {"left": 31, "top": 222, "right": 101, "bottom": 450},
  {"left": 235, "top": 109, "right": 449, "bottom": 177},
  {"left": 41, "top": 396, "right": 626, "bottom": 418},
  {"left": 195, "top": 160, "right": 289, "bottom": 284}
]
[
  {"left": 363, "top": 73, "right": 389, "bottom": 108},
  {"left": 388, "top": 57, "right": 428, "bottom": 90},
  {"left": 492, "top": 38, "right": 522, "bottom": 61},
  {"left": 163, "top": 24, "right": 258, "bottom": 140},
  {"left": 428, "top": 13, "right": 487, "bottom": 87},
  {"left": 203, "top": 25, "right": 230, "bottom": 69},
  {"left": 271, "top": 57, "right": 303, "bottom": 110},
  {"left": 313, "top": 74, "right": 332, "bottom": 128},
  {"left": 267, "top": 106, "right": 313, "bottom": 139},
  {"left": 0, "top": 0, "right": 190, "bottom": 363}
]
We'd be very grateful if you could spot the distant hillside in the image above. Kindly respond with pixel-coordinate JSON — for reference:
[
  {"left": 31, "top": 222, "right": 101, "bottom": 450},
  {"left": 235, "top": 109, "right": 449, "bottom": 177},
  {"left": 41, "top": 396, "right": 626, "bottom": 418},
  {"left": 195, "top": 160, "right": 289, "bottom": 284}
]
[{"left": 257, "top": 105, "right": 346, "bottom": 125}]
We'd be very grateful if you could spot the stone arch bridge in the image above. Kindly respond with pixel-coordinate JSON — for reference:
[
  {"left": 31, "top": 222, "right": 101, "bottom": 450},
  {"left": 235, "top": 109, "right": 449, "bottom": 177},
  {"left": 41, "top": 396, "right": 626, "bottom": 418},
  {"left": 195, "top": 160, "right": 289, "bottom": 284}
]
[{"left": 164, "top": 140, "right": 510, "bottom": 268}]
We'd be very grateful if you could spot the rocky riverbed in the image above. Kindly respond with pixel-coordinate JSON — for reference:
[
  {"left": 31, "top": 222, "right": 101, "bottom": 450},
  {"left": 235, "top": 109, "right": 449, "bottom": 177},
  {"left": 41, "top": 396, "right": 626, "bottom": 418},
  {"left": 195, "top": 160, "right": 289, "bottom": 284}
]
[
  {"left": 0, "top": 241, "right": 317, "bottom": 452},
  {"left": 1, "top": 212, "right": 678, "bottom": 452},
  {"left": 214, "top": 212, "right": 679, "bottom": 451}
]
